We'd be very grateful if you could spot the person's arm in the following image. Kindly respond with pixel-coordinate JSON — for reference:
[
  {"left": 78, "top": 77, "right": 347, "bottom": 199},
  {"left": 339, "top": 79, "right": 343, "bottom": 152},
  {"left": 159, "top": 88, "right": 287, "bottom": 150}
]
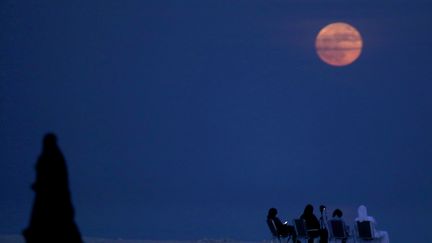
[{"left": 274, "top": 217, "right": 284, "bottom": 228}]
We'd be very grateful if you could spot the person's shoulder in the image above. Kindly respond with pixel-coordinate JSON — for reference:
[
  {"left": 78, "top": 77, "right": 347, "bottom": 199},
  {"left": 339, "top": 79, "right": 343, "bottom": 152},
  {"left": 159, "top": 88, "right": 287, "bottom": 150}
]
[
  {"left": 274, "top": 217, "right": 282, "bottom": 223},
  {"left": 368, "top": 216, "right": 376, "bottom": 223}
]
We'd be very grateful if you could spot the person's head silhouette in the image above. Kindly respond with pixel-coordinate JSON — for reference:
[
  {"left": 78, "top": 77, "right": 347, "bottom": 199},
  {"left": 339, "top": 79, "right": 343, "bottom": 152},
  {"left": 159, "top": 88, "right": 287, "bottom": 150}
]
[
  {"left": 303, "top": 204, "right": 314, "bottom": 216},
  {"left": 332, "top": 209, "right": 343, "bottom": 218},
  {"left": 43, "top": 133, "right": 57, "bottom": 147},
  {"left": 268, "top": 208, "right": 278, "bottom": 219}
]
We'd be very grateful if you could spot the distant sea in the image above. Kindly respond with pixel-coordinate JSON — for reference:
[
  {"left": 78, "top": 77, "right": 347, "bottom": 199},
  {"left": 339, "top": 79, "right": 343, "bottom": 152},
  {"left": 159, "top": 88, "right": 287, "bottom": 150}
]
[{"left": 0, "top": 235, "right": 264, "bottom": 243}]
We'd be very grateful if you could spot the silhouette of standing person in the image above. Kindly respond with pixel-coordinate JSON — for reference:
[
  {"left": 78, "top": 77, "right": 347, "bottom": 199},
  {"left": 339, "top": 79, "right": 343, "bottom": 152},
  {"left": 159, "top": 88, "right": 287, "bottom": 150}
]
[
  {"left": 318, "top": 205, "right": 329, "bottom": 243},
  {"left": 23, "top": 133, "right": 83, "bottom": 243}
]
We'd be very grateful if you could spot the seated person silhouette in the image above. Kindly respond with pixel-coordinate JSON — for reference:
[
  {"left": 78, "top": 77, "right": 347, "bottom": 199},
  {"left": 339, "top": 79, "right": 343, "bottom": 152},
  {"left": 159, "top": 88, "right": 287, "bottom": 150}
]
[
  {"left": 331, "top": 209, "right": 350, "bottom": 243},
  {"left": 355, "top": 205, "right": 389, "bottom": 243},
  {"left": 23, "top": 133, "right": 83, "bottom": 243},
  {"left": 267, "top": 208, "right": 298, "bottom": 243},
  {"left": 300, "top": 204, "right": 328, "bottom": 243}
]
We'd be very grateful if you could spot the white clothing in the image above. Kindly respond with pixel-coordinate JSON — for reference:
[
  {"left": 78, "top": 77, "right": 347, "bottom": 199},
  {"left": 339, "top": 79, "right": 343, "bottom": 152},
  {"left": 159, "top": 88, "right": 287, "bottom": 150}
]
[{"left": 355, "top": 205, "right": 389, "bottom": 243}]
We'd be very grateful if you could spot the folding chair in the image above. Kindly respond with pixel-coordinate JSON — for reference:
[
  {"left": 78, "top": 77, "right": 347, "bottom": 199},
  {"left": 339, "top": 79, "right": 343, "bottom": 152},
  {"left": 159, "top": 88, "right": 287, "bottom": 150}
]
[
  {"left": 327, "top": 219, "right": 349, "bottom": 243},
  {"left": 355, "top": 221, "right": 377, "bottom": 242},
  {"left": 293, "top": 219, "right": 319, "bottom": 243}
]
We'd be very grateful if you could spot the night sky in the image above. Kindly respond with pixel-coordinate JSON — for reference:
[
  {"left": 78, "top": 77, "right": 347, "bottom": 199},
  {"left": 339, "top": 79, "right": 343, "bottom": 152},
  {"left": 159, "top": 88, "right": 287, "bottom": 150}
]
[{"left": 1, "top": 1, "right": 432, "bottom": 242}]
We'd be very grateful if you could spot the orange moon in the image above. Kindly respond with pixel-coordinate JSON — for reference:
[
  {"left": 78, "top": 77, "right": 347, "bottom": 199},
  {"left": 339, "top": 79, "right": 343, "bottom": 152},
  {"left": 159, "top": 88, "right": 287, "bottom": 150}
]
[{"left": 315, "top": 22, "right": 363, "bottom": 67}]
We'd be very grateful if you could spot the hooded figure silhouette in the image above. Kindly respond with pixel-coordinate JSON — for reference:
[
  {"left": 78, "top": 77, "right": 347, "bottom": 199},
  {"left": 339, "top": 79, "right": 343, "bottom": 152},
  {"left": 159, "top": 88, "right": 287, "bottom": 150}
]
[
  {"left": 23, "top": 133, "right": 83, "bottom": 243},
  {"left": 354, "top": 205, "right": 389, "bottom": 243},
  {"left": 355, "top": 205, "right": 375, "bottom": 223}
]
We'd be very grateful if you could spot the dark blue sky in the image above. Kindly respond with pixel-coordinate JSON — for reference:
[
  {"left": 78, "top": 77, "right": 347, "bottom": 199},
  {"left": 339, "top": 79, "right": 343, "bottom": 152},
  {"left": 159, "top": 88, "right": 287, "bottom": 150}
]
[{"left": 1, "top": 0, "right": 432, "bottom": 242}]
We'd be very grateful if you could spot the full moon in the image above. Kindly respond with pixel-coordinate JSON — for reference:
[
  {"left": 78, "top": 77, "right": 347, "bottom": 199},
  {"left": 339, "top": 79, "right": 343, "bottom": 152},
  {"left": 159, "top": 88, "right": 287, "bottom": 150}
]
[{"left": 315, "top": 22, "right": 363, "bottom": 67}]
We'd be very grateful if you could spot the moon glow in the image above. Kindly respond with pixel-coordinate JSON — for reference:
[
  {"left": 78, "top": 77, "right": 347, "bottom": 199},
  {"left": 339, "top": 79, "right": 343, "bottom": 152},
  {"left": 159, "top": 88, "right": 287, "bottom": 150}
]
[{"left": 315, "top": 22, "right": 363, "bottom": 67}]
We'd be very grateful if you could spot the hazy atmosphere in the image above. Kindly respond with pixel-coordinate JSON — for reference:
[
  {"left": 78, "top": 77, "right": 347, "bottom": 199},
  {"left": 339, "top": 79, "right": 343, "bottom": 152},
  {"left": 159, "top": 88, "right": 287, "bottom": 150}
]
[{"left": 1, "top": 1, "right": 432, "bottom": 242}]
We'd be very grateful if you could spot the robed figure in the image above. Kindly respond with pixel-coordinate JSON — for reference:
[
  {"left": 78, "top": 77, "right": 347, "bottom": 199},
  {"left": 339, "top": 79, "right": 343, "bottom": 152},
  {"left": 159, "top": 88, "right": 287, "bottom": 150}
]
[{"left": 23, "top": 133, "right": 83, "bottom": 243}]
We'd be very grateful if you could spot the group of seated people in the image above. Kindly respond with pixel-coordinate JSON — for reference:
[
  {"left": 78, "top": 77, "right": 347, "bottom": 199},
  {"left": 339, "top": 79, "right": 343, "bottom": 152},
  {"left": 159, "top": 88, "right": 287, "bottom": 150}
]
[{"left": 267, "top": 204, "right": 389, "bottom": 243}]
